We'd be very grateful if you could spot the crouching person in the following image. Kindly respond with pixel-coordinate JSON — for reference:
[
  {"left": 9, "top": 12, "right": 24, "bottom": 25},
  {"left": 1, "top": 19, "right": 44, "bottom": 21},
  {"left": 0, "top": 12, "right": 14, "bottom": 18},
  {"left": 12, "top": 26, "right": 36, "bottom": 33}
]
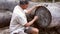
[{"left": 9, "top": 0, "right": 39, "bottom": 34}]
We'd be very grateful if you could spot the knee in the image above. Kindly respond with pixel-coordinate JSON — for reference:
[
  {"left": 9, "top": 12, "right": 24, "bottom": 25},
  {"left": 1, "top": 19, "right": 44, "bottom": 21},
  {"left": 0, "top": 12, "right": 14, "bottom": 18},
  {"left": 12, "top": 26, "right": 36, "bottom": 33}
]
[
  {"left": 33, "top": 28, "right": 39, "bottom": 33},
  {"left": 35, "top": 29, "right": 39, "bottom": 33}
]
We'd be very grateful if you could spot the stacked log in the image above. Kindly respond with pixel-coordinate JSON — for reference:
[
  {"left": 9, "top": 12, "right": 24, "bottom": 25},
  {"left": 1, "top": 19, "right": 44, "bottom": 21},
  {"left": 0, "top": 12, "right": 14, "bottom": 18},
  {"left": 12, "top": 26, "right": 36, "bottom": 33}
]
[
  {"left": 0, "top": 11, "right": 12, "bottom": 28},
  {"left": 0, "top": 1, "right": 60, "bottom": 34}
]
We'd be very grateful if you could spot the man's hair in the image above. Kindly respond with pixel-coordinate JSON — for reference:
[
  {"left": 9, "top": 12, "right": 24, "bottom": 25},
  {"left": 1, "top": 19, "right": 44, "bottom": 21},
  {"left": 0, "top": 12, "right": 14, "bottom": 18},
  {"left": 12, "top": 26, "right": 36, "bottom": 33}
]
[{"left": 19, "top": 0, "right": 29, "bottom": 5}]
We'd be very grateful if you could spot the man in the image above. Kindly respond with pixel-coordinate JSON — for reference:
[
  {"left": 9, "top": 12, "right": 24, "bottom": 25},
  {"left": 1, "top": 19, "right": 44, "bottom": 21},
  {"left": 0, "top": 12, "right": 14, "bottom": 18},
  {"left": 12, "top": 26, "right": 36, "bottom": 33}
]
[{"left": 10, "top": 0, "right": 39, "bottom": 34}]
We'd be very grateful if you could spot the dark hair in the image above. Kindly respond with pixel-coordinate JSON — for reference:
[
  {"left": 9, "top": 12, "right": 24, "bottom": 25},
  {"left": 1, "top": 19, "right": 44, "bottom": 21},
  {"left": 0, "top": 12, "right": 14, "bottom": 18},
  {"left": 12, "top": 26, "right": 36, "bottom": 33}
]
[{"left": 19, "top": 0, "right": 29, "bottom": 5}]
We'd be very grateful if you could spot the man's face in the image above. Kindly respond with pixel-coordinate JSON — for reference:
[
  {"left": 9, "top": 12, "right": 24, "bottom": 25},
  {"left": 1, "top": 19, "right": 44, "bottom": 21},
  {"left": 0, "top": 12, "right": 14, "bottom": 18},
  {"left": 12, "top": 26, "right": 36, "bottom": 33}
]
[{"left": 20, "top": 4, "right": 29, "bottom": 9}]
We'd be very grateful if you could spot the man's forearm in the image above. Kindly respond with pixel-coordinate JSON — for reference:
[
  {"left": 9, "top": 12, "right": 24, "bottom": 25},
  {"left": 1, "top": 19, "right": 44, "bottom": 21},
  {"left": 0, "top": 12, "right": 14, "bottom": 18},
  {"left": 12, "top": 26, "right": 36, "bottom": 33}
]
[
  {"left": 25, "top": 18, "right": 36, "bottom": 27},
  {"left": 25, "top": 16, "right": 38, "bottom": 27},
  {"left": 26, "top": 6, "right": 36, "bottom": 14},
  {"left": 28, "top": 18, "right": 36, "bottom": 25}
]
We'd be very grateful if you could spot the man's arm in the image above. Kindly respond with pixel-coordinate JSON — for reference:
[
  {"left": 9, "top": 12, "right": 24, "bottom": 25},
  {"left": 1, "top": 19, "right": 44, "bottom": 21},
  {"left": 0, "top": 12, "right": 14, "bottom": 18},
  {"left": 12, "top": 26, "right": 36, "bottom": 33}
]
[
  {"left": 25, "top": 6, "right": 39, "bottom": 14},
  {"left": 17, "top": 15, "right": 38, "bottom": 27},
  {"left": 24, "top": 16, "right": 38, "bottom": 27}
]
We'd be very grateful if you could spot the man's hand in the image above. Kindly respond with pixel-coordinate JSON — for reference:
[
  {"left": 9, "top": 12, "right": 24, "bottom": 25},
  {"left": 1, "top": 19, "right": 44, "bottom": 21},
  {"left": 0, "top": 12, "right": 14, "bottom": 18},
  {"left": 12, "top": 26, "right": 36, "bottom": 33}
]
[{"left": 35, "top": 5, "right": 40, "bottom": 8}]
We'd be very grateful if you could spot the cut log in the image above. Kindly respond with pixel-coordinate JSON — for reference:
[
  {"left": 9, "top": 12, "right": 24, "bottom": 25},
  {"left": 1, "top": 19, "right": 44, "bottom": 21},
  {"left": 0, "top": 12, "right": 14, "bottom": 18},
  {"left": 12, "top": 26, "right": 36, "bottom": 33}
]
[{"left": 26, "top": 6, "right": 52, "bottom": 28}]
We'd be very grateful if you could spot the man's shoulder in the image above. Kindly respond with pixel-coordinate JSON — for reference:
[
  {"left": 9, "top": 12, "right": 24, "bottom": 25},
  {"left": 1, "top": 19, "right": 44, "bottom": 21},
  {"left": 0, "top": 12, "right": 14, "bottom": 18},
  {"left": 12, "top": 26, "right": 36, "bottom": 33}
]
[
  {"left": 13, "top": 5, "right": 21, "bottom": 14},
  {"left": 14, "top": 5, "right": 20, "bottom": 9}
]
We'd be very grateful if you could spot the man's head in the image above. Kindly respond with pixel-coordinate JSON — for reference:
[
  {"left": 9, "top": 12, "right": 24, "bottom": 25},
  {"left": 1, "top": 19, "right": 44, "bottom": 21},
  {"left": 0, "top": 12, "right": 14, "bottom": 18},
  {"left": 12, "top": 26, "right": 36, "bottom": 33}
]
[{"left": 19, "top": 0, "right": 29, "bottom": 9}]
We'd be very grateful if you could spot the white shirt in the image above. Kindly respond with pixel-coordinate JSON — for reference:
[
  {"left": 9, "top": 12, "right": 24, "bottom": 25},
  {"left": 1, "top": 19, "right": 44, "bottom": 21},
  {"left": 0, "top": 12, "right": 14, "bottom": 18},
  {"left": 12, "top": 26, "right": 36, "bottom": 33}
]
[{"left": 10, "top": 5, "right": 27, "bottom": 32}]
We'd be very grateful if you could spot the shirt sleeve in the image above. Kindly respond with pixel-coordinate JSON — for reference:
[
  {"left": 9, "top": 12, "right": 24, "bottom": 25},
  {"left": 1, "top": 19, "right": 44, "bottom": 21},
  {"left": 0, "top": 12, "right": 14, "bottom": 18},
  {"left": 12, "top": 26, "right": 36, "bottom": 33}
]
[{"left": 24, "top": 9, "right": 28, "bottom": 13}]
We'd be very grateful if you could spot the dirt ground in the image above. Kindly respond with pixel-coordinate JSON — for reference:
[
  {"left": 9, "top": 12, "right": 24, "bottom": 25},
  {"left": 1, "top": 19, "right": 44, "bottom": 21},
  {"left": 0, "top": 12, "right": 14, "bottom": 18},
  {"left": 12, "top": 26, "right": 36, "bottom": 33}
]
[{"left": 0, "top": 27, "right": 9, "bottom": 34}]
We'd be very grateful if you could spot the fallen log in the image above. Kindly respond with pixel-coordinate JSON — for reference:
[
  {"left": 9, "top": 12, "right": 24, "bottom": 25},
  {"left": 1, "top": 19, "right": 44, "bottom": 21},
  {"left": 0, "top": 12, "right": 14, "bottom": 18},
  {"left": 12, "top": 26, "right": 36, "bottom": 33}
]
[{"left": 26, "top": 6, "right": 52, "bottom": 28}]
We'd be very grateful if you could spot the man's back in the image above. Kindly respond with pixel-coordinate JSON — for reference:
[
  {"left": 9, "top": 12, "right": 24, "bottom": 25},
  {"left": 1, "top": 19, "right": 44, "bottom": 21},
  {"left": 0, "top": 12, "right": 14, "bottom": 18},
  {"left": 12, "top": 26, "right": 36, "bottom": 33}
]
[{"left": 9, "top": 5, "right": 27, "bottom": 33}]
